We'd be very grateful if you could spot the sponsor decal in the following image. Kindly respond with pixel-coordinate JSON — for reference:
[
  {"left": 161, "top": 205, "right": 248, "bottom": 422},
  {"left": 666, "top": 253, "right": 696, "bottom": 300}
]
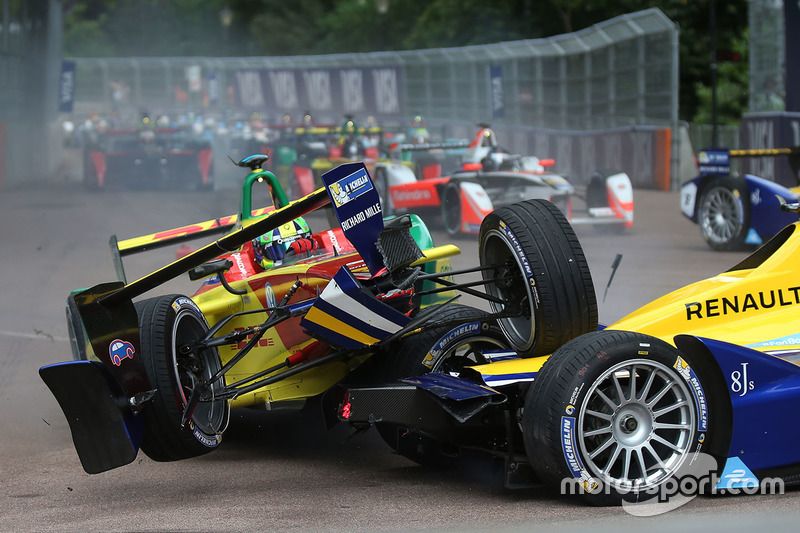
[
  {"left": 172, "top": 296, "right": 200, "bottom": 313},
  {"left": 108, "top": 339, "right": 135, "bottom": 366},
  {"left": 560, "top": 416, "right": 599, "bottom": 493},
  {"left": 326, "top": 230, "right": 342, "bottom": 254},
  {"left": 231, "top": 252, "right": 249, "bottom": 276},
  {"left": 345, "top": 258, "right": 367, "bottom": 272},
  {"left": 673, "top": 356, "right": 709, "bottom": 432},
  {"left": 748, "top": 334, "right": 800, "bottom": 348},
  {"left": 568, "top": 383, "right": 584, "bottom": 405},
  {"left": 698, "top": 149, "right": 730, "bottom": 176},
  {"left": 341, "top": 203, "right": 382, "bottom": 231},
  {"left": 685, "top": 286, "right": 800, "bottom": 320},
  {"left": 264, "top": 283, "right": 277, "bottom": 309},
  {"left": 229, "top": 327, "right": 276, "bottom": 350},
  {"left": 191, "top": 424, "right": 221, "bottom": 448},
  {"left": 751, "top": 188, "right": 762, "bottom": 206},
  {"left": 392, "top": 189, "right": 432, "bottom": 202},
  {"left": 329, "top": 168, "right": 374, "bottom": 208},
  {"left": 564, "top": 382, "right": 583, "bottom": 416},
  {"left": 716, "top": 457, "right": 758, "bottom": 490},
  {"left": 730, "top": 362, "right": 755, "bottom": 397},
  {"left": 422, "top": 321, "right": 482, "bottom": 369}
]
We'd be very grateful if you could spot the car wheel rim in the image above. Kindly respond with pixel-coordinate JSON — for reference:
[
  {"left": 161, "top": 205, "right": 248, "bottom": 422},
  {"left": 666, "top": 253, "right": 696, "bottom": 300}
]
[
  {"left": 172, "top": 310, "right": 228, "bottom": 436},
  {"left": 431, "top": 335, "right": 507, "bottom": 373},
  {"left": 480, "top": 228, "right": 535, "bottom": 352},
  {"left": 700, "top": 187, "right": 742, "bottom": 245},
  {"left": 577, "top": 359, "right": 695, "bottom": 491}
]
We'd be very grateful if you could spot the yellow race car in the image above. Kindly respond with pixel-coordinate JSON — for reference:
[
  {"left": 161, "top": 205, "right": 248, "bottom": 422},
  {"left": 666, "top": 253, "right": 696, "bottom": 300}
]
[{"left": 40, "top": 157, "right": 597, "bottom": 479}]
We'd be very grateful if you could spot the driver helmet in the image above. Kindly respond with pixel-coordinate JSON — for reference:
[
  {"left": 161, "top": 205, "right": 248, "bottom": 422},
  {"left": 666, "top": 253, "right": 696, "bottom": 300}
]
[
  {"left": 341, "top": 115, "right": 357, "bottom": 134},
  {"left": 252, "top": 217, "right": 312, "bottom": 269}
]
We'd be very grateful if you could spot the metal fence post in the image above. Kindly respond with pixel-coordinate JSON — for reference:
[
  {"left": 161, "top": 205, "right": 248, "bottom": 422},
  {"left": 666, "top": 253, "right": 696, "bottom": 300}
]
[{"left": 670, "top": 24, "right": 681, "bottom": 189}]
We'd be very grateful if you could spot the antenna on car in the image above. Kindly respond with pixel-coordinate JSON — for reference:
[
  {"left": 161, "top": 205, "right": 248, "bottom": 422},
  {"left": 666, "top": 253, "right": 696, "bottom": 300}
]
[
  {"left": 227, "top": 154, "right": 237, "bottom": 166},
  {"left": 603, "top": 254, "right": 623, "bottom": 303}
]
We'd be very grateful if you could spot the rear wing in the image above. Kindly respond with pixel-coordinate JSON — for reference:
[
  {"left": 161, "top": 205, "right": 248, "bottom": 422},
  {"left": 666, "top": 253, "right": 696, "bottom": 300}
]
[
  {"left": 390, "top": 140, "right": 470, "bottom": 154},
  {"left": 699, "top": 147, "right": 800, "bottom": 177},
  {"left": 110, "top": 207, "right": 274, "bottom": 282}
]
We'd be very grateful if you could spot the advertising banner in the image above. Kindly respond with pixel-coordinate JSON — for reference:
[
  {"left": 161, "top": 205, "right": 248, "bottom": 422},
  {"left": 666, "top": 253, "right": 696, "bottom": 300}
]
[{"left": 232, "top": 66, "right": 403, "bottom": 117}]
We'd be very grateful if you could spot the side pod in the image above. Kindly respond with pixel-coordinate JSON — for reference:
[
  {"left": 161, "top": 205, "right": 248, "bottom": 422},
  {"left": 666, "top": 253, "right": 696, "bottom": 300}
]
[{"left": 675, "top": 334, "right": 800, "bottom": 477}]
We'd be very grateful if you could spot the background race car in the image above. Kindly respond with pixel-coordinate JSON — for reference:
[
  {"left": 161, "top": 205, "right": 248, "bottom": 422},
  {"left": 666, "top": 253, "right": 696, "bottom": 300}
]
[
  {"left": 377, "top": 125, "right": 635, "bottom": 235},
  {"left": 83, "top": 125, "right": 213, "bottom": 190},
  {"left": 289, "top": 117, "right": 416, "bottom": 200},
  {"left": 681, "top": 146, "right": 800, "bottom": 250}
]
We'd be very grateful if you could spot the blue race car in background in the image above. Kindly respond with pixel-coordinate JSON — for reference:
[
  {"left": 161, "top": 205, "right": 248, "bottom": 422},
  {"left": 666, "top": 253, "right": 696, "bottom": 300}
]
[{"left": 680, "top": 147, "right": 800, "bottom": 250}]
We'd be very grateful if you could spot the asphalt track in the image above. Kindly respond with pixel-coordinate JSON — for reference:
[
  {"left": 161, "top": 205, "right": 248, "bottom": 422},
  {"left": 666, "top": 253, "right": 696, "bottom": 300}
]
[{"left": 1, "top": 185, "right": 798, "bottom": 531}]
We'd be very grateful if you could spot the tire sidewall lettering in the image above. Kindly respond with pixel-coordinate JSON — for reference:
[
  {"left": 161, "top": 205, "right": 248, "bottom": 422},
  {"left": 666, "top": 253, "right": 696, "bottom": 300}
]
[
  {"left": 498, "top": 220, "right": 540, "bottom": 309},
  {"left": 422, "top": 320, "right": 484, "bottom": 369}
]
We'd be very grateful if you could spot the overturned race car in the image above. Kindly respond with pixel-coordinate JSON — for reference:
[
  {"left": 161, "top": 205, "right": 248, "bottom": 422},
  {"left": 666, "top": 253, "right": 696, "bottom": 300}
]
[{"left": 41, "top": 157, "right": 597, "bottom": 484}]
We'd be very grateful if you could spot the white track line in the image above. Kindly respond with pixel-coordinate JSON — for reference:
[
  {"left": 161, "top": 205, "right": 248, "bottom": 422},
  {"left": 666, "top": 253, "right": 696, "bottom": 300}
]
[{"left": 0, "top": 329, "right": 69, "bottom": 342}]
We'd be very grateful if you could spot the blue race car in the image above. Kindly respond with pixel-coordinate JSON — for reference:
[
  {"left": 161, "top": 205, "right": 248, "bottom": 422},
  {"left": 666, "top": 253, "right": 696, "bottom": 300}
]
[
  {"left": 680, "top": 147, "right": 800, "bottom": 250},
  {"left": 342, "top": 196, "right": 800, "bottom": 506}
]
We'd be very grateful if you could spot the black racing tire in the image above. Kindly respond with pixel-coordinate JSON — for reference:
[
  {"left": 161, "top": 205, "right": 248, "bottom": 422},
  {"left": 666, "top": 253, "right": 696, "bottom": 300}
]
[
  {"left": 376, "top": 304, "right": 509, "bottom": 467},
  {"left": 441, "top": 182, "right": 462, "bottom": 236},
  {"left": 698, "top": 176, "right": 750, "bottom": 251},
  {"left": 523, "top": 330, "right": 725, "bottom": 506},
  {"left": 479, "top": 199, "right": 597, "bottom": 356},
  {"left": 374, "top": 167, "right": 394, "bottom": 217},
  {"left": 135, "top": 294, "right": 229, "bottom": 462}
]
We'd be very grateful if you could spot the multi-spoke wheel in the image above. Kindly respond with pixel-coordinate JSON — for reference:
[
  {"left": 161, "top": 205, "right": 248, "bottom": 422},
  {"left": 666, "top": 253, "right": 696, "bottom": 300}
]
[
  {"left": 523, "top": 330, "right": 723, "bottom": 505},
  {"left": 578, "top": 360, "right": 695, "bottom": 490},
  {"left": 376, "top": 304, "right": 509, "bottom": 467},
  {"left": 135, "top": 294, "right": 229, "bottom": 461},
  {"left": 698, "top": 177, "right": 749, "bottom": 251}
]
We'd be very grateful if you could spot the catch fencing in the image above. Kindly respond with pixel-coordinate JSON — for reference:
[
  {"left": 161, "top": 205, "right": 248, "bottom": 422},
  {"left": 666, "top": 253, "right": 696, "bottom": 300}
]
[{"left": 69, "top": 8, "right": 680, "bottom": 188}]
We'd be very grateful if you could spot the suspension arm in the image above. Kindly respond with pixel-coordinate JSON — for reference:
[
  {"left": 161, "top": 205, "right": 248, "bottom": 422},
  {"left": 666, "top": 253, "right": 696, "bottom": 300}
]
[{"left": 418, "top": 276, "right": 505, "bottom": 305}]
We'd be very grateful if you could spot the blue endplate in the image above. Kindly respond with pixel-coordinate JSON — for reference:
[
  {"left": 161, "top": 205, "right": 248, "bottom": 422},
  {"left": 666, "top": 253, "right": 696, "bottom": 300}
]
[
  {"left": 39, "top": 360, "right": 142, "bottom": 474},
  {"left": 401, "top": 372, "right": 501, "bottom": 402},
  {"left": 401, "top": 373, "right": 505, "bottom": 423}
]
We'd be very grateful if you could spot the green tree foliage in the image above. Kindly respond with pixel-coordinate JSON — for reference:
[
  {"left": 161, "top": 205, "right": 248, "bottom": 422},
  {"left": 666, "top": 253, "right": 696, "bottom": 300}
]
[
  {"left": 693, "top": 31, "right": 749, "bottom": 124},
  {"left": 63, "top": 0, "right": 750, "bottom": 122}
]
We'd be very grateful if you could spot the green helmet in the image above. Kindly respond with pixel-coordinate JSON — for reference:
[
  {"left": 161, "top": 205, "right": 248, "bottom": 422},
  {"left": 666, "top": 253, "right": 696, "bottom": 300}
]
[{"left": 252, "top": 217, "right": 312, "bottom": 269}]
